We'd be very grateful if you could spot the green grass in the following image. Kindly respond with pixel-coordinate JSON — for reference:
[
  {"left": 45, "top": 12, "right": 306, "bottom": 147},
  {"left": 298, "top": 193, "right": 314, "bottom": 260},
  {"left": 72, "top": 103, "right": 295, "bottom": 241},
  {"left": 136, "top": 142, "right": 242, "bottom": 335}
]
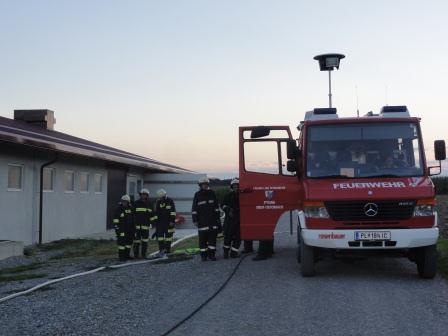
[
  {"left": 0, "top": 273, "right": 48, "bottom": 283},
  {"left": 47, "top": 239, "right": 124, "bottom": 260},
  {"left": 0, "top": 262, "right": 48, "bottom": 283},
  {"left": 172, "top": 237, "right": 199, "bottom": 252},
  {"left": 438, "top": 238, "right": 448, "bottom": 278},
  {"left": 0, "top": 262, "right": 43, "bottom": 275}
]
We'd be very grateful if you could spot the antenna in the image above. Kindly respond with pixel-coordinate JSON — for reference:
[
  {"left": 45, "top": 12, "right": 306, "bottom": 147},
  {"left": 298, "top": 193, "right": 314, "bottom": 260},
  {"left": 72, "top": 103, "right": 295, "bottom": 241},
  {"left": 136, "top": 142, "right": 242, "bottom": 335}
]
[
  {"left": 355, "top": 85, "right": 359, "bottom": 117},
  {"left": 385, "top": 85, "right": 389, "bottom": 106}
]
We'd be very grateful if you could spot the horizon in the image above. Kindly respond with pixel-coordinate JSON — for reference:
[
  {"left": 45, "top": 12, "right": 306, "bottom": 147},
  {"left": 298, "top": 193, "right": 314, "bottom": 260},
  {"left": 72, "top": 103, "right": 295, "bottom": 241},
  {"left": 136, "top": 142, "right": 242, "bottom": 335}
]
[{"left": 1, "top": 1, "right": 447, "bottom": 178}]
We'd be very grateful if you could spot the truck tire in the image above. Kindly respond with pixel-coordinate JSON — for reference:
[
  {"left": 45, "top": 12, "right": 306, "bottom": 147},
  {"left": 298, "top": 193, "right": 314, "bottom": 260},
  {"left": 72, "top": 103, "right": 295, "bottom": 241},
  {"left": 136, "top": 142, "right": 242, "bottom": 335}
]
[
  {"left": 416, "top": 245, "right": 438, "bottom": 279},
  {"left": 300, "top": 234, "right": 315, "bottom": 277}
]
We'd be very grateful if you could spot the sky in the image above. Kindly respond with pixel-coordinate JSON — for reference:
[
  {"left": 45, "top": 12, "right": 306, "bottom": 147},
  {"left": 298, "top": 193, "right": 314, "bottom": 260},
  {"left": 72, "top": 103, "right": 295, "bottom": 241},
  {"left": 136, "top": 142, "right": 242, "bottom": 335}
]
[{"left": 1, "top": 0, "right": 447, "bottom": 178}]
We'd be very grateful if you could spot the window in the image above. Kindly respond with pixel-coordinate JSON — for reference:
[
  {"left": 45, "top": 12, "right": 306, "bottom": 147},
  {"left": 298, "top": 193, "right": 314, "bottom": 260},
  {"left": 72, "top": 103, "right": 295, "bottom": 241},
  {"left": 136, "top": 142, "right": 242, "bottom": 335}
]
[
  {"left": 80, "top": 172, "right": 90, "bottom": 192},
  {"left": 43, "top": 168, "right": 54, "bottom": 192},
  {"left": 94, "top": 174, "right": 103, "bottom": 193},
  {"left": 244, "top": 141, "right": 280, "bottom": 174},
  {"left": 8, "top": 164, "right": 23, "bottom": 190},
  {"left": 65, "top": 171, "right": 75, "bottom": 192},
  {"left": 306, "top": 122, "right": 424, "bottom": 178}
]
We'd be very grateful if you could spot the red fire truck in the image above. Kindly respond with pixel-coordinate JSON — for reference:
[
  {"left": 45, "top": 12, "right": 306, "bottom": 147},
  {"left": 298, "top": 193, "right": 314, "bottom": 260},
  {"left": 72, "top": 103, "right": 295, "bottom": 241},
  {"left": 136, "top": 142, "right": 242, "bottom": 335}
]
[{"left": 239, "top": 105, "right": 446, "bottom": 278}]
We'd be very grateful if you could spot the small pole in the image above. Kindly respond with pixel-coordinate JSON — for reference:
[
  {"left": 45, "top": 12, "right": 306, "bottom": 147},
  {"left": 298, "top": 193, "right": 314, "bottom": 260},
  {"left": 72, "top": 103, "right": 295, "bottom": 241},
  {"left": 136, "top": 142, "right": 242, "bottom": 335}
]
[
  {"left": 356, "top": 85, "right": 359, "bottom": 117},
  {"left": 328, "top": 70, "right": 332, "bottom": 108}
]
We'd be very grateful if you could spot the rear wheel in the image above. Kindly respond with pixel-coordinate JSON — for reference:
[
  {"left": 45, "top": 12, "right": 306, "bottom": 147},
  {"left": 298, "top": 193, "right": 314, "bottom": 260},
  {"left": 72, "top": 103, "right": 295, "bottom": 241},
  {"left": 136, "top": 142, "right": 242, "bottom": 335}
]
[
  {"left": 416, "top": 245, "right": 438, "bottom": 279},
  {"left": 300, "top": 234, "right": 315, "bottom": 277}
]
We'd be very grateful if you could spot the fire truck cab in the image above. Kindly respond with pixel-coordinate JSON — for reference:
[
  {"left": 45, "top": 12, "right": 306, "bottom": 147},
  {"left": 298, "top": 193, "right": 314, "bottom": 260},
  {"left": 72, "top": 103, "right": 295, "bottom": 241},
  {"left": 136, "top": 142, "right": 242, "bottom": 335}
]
[{"left": 239, "top": 105, "right": 446, "bottom": 278}]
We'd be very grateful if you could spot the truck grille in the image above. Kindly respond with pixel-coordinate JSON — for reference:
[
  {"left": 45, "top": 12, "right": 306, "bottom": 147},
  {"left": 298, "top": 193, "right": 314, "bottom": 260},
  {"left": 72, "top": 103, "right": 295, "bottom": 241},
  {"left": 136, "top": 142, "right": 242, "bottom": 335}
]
[{"left": 324, "top": 200, "right": 416, "bottom": 222}]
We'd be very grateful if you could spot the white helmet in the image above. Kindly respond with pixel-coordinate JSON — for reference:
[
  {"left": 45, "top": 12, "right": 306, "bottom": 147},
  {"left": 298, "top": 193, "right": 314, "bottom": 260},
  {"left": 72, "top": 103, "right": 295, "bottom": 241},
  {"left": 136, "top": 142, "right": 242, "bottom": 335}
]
[
  {"left": 198, "top": 177, "right": 210, "bottom": 185},
  {"left": 230, "top": 178, "right": 239, "bottom": 186},
  {"left": 121, "top": 194, "right": 131, "bottom": 202},
  {"left": 139, "top": 188, "right": 150, "bottom": 195},
  {"left": 157, "top": 189, "right": 167, "bottom": 198}
]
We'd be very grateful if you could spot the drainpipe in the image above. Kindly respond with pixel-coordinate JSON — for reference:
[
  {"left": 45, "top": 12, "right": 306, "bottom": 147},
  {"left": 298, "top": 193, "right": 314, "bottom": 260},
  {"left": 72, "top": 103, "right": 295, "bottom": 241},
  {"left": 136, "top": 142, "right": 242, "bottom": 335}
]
[{"left": 38, "top": 153, "right": 58, "bottom": 245}]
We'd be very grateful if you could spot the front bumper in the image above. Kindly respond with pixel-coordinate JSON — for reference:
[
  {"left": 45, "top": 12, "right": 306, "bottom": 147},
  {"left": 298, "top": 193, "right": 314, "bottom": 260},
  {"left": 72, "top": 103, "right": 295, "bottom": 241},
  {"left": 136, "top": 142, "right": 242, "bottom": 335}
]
[{"left": 301, "top": 228, "right": 439, "bottom": 249}]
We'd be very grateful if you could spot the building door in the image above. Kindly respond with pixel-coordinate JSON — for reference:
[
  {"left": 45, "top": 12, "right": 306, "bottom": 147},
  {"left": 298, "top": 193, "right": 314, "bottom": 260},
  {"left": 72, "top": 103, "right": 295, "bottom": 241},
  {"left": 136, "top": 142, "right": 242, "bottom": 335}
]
[{"left": 106, "top": 166, "right": 127, "bottom": 229}]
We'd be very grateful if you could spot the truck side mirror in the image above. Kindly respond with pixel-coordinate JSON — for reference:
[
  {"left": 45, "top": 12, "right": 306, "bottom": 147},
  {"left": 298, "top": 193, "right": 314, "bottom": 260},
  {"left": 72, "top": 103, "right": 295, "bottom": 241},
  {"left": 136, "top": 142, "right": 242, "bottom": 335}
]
[
  {"left": 287, "top": 160, "right": 297, "bottom": 173},
  {"left": 250, "top": 126, "right": 271, "bottom": 139},
  {"left": 287, "top": 140, "right": 298, "bottom": 159},
  {"left": 434, "top": 140, "right": 446, "bottom": 161}
]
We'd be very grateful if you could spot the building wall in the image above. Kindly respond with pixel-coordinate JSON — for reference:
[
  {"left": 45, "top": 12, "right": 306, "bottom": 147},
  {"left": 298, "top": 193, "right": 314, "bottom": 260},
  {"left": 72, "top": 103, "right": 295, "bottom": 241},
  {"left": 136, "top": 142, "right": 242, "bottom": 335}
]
[
  {"left": 41, "top": 159, "right": 108, "bottom": 243},
  {"left": 144, "top": 173, "right": 205, "bottom": 214},
  {"left": 0, "top": 152, "right": 38, "bottom": 244},
  {"left": 0, "top": 144, "right": 108, "bottom": 244}
]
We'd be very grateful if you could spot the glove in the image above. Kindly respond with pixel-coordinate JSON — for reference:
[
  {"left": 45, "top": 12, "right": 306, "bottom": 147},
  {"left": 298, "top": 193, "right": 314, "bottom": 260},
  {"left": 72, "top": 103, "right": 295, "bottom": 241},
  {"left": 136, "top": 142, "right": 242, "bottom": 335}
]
[{"left": 169, "top": 222, "right": 175, "bottom": 229}]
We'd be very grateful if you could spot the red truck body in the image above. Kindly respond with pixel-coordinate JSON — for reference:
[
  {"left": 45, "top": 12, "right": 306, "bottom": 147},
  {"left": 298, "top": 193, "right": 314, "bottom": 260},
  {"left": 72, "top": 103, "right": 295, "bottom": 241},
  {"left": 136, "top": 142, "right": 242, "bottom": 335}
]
[{"left": 238, "top": 107, "right": 444, "bottom": 277}]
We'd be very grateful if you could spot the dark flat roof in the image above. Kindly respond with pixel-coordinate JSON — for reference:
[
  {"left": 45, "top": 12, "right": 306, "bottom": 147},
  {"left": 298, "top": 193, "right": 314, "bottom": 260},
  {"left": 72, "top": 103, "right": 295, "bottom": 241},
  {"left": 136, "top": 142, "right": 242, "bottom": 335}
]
[{"left": 0, "top": 115, "right": 192, "bottom": 174}]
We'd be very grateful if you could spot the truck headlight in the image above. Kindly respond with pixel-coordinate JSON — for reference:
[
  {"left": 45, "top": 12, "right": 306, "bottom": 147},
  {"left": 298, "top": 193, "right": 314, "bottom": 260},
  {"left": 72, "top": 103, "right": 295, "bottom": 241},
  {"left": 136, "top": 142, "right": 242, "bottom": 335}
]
[
  {"left": 304, "top": 201, "right": 329, "bottom": 218},
  {"left": 413, "top": 199, "right": 436, "bottom": 217}
]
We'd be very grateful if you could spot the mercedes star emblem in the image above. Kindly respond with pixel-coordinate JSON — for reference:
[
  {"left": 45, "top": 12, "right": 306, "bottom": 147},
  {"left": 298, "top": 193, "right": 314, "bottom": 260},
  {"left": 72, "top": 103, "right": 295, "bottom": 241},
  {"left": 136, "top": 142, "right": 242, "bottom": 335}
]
[{"left": 364, "top": 203, "right": 379, "bottom": 217}]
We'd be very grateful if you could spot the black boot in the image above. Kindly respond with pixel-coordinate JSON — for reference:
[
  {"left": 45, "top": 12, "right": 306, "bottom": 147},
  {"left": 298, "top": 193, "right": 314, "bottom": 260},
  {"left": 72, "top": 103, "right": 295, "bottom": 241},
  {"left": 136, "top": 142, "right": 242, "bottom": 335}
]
[
  {"left": 141, "top": 242, "right": 148, "bottom": 259},
  {"left": 133, "top": 245, "right": 140, "bottom": 259},
  {"left": 223, "top": 249, "right": 229, "bottom": 259},
  {"left": 242, "top": 240, "right": 254, "bottom": 253},
  {"left": 208, "top": 250, "right": 217, "bottom": 261}
]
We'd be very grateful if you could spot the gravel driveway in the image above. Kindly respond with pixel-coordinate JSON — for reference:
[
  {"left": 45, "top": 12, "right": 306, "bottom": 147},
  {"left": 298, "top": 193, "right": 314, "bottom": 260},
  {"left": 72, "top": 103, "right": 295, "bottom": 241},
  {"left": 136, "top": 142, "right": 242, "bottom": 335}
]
[{"left": 2, "top": 217, "right": 448, "bottom": 336}]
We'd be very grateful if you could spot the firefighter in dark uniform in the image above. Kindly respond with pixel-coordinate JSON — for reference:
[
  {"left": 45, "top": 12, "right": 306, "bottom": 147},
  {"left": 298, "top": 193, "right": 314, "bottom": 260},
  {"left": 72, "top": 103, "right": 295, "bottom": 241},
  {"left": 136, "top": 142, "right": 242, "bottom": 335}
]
[
  {"left": 192, "top": 177, "right": 221, "bottom": 261},
  {"left": 222, "top": 178, "right": 241, "bottom": 259},
  {"left": 112, "top": 195, "right": 134, "bottom": 261},
  {"left": 155, "top": 189, "right": 177, "bottom": 255},
  {"left": 252, "top": 239, "right": 274, "bottom": 261},
  {"left": 133, "top": 189, "right": 156, "bottom": 259}
]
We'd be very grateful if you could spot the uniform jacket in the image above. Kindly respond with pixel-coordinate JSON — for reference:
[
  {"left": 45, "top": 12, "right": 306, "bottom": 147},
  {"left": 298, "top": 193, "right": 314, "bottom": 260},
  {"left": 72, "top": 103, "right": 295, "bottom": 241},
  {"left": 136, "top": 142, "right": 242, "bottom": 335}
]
[
  {"left": 155, "top": 197, "right": 176, "bottom": 228},
  {"left": 112, "top": 203, "right": 134, "bottom": 233},
  {"left": 222, "top": 190, "right": 240, "bottom": 224},
  {"left": 191, "top": 189, "right": 220, "bottom": 228},
  {"left": 133, "top": 198, "right": 157, "bottom": 228}
]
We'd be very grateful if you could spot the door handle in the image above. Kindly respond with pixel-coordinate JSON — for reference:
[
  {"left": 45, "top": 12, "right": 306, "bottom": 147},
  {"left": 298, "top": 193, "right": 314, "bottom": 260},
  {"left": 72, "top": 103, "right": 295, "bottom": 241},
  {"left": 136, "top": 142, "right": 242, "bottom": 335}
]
[{"left": 240, "top": 187, "right": 254, "bottom": 193}]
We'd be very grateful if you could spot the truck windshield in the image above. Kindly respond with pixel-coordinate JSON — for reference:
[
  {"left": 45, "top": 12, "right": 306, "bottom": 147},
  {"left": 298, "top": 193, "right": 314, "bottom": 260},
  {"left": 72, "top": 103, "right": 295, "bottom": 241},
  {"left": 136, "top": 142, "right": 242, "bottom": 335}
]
[{"left": 306, "top": 122, "right": 424, "bottom": 178}]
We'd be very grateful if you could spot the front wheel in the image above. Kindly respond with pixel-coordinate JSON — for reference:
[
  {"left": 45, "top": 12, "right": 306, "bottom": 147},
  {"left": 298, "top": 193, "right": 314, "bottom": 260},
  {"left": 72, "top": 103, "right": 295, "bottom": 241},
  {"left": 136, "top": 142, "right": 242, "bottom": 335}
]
[
  {"left": 416, "top": 245, "right": 438, "bottom": 279},
  {"left": 300, "top": 234, "right": 315, "bottom": 277}
]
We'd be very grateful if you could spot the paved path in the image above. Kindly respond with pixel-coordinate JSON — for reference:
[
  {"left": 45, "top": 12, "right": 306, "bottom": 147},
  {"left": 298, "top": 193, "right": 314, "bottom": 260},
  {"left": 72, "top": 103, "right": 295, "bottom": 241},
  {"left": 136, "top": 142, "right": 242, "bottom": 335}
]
[{"left": 2, "top": 217, "right": 448, "bottom": 336}]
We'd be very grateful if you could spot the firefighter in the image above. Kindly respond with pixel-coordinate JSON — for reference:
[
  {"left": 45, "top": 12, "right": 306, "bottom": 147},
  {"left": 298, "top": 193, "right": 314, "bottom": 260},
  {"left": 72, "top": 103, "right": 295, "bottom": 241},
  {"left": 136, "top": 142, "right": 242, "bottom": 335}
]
[
  {"left": 192, "top": 177, "right": 221, "bottom": 261},
  {"left": 242, "top": 240, "right": 254, "bottom": 253},
  {"left": 253, "top": 239, "right": 274, "bottom": 261},
  {"left": 133, "top": 189, "right": 156, "bottom": 259},
  {"left": 155, "top": 189, "right": 177, "bottom": 255},
  {"left": 222, "top": 178, "right": 241, "bottom": 259},
  {"left": 112, "top": 195, "right": 134, "bottom": 261}
]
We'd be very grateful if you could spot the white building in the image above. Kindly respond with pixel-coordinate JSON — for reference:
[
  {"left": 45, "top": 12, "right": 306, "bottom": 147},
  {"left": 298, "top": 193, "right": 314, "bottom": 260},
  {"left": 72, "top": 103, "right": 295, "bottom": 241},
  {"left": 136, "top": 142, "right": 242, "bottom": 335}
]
[{"left": 0, "top": 109, "right": 203, "bottom": 246}]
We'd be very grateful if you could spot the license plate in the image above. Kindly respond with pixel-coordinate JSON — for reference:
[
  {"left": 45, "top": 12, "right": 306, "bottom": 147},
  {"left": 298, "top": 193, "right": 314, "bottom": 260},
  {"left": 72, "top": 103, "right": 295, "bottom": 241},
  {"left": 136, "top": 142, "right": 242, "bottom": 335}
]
[{"left": 354, "top": 231, "right": 391, "bottom": 241}]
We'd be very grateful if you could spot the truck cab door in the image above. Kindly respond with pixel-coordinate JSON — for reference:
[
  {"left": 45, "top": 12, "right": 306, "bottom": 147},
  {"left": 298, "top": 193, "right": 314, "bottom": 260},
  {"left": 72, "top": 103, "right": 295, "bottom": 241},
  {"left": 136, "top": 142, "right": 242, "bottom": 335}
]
[{"left": 239, "top": 126, "right": 302, "bottom": 240}]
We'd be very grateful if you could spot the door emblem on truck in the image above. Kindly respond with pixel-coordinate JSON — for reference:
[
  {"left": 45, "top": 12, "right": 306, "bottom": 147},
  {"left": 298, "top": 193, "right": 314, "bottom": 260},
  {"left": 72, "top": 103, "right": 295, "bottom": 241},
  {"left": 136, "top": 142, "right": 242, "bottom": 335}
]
[
  {"left": 265, "top": 190, "right": 274, "bottom": 200},
  {"left": 364, "top": 203, "right": 378, "bottom": 217}
]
